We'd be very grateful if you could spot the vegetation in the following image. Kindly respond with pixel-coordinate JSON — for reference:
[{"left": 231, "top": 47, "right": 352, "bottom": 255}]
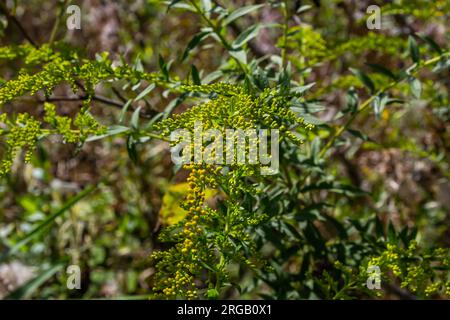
[{"left": 0, "top": 0, "right": 449, "bottom": 300}]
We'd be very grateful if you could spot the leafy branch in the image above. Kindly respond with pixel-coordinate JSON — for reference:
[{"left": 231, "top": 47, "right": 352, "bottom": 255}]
[{"left": 319, "top": 51, "right": 450, "bottom": 158}]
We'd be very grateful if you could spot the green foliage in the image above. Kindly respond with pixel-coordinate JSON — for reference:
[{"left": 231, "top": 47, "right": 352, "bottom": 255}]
[
  {"left": 380, "top": 0, "right": 450, "bottom": 19},
  {"left": 0, "top": 0, "right": 449, "bottom": 300},
  {"left": 0, "top": 113, "right": 41, "bottom": 176},
  {"left": 367, "top": 242, "right": 450, "bottom": 297},
  {"left": 150, "top": 80, "right": 315, "bottom": 298},
  {"left": 0, "top": 102, "right": 105, "bottom": 176}
]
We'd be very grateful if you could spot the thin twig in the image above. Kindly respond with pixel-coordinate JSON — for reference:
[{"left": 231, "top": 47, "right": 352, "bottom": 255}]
[
  {"left": 45, "top": 94, "right": 124, "bottom": 109},
  {"left": 49, "top": 0, "right": 70, "bottom": 45},
  {"left": 281, "top": 0, "right": 289, "bottom": 68},
  {"left": 0, "top": 3, "right": 131, "bottom": 114},
  {"left": 187, "top": 0, "right": 247, "bottom": 75},
  {"left": 0, "top": 2, "right": 37, "bottom": 47}
]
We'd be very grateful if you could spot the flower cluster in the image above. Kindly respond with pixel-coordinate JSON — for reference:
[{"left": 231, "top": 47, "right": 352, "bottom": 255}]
[
  {"left": 150, "top": 81, "right": 314, "bottom": 298},
  {"left": 44, "top": 102, "right": 106, "bottom": 144},
  {"left": 0, "top": 102, "right": 105, "bottom": 177},
  {"left": 0, "top": 113, "right": 41, "bottom": 176},
  {"left": 365, "top": 242, "right": 450, "bottom": 298},
  {"left": 0, "top": 45, "right": 161, "bottom": 104},
  {"left": 381, "top": 0, "right": 450, "bottom": 19},
  {"left": 0, "top": 44, "right": 163, "bottom": 177},
  {"left": 152, "top": 165, "right": 217, "bottom": 299}
]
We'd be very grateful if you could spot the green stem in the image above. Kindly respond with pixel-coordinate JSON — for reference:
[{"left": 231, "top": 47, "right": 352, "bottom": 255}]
[
  {"left": 281, "top": 0, "right": 289, "bottom": 68},
  {"left": 144, "top": 131, "right": 171, "bottom": 142},
  {"left": 188, "top": 0, "right": 247, "bottom": 75},
  {"left": 333, "top": 281, "right": 356, "bottom": 300},
  {"left": 215, "top": 204, "right": 230, "bottom": 292},
  {"left": 49, "top": 0, "right": 70, "bottom": 45}
]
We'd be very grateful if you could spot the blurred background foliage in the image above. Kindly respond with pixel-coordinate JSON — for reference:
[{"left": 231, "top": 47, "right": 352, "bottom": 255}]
[{"left": 0, "top": 0, "right": 449, "bottom": 299}]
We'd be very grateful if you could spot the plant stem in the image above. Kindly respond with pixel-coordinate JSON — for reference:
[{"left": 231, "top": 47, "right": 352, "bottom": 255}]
[
  {"left": 49, "top": 0, "right": 70, "bottom": 45},
  {"left": 0, "top": 1, "right": 37, "bottom": 47},
  {"left": 144, "top": 131, "right": 170, "bottom": 142},
  {"left": 187, "top": 0, "right": 247, "bottom": 75},
  {"left": 281, "top": 0, "right": 289, "bottom": 68}
]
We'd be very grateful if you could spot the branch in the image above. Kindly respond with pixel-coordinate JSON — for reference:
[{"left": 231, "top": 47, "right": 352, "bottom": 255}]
[
  {"left": 0, "top": 3, "right": 143, "bottom": 116},
  {"left": 212, "top": 0, "right": 267, "bottom": 58},
  {"left": 187, "top": 0, "right": 247, "bottom": 75},
  {"left": 0, "top": 2, "right": 37, "bottom": 47},
  {"left": 45, "top": 94, "right": 123, "bottom": 109},
  {"left": 318, "top": 52, "right": 450, "bottom": 158}
]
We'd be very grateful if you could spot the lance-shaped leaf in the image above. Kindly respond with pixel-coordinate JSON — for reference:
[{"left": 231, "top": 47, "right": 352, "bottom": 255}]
[
  {"left": 182, "top": 31, "right": 211, "bottom": 61},
  {"left": 222, "top": 4, "right": 265, "bottom": 26},
  {"left": 367, "top": 63, "right": 397, "bottom": 80},
  {"left": 5, "top": 264, "right": 63, "bottom": 299},
  {"left": 408, "top": 35, "right": 420, "bottom": 63},
  {"left": 408, "top": 76, "right": 422, "bottom": 99},
  {"left": 0, "top": 185, "right": 96, "bottom": 261},
  {"left": 350, "top": 68, "right": 375, "bottom": 93}
]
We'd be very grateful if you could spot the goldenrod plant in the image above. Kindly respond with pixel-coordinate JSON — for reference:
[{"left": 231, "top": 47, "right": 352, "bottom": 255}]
[{"left": 0, "top": 0, "right": 448, "bottom": 300}]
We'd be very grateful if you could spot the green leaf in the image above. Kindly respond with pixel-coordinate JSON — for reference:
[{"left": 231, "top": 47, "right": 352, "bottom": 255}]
[
  {"left": 198, "top": 259, "right": 217, "bottom": 272},
  {"left": 278, "top": 64, "right": 291, "bottom": 90},
  {"left": 191, "top": 64, "right": 201, "bottom": 85},
  {"left": 290, "top": 101, "right": 325, "bottom": 114},
  {"left": 232, "top": 24, "right": 261, "bottom": 48},
  {"left": 350, "top": 68, "right": 375, "bottom": 93},
  {"left": 222, "top": 4, "right": 265, "bottom": 26},
  {"left": 200, "top": 0, "right": 212, "bottom": 14},
  {"left": 144, "top": 113, "right": 164, "bottom": 130},
  {"left": 372, "top": 93, "right": 392, "bottom": 118},
  {"left": 323, "top": 214, "right": 347, "bottom": 239},
  {"left": 297, "top": 5, "right": 313, "bottom": 14},
  {"left": 131, "top": 106, "right": 142, "bottom": 130},
  {"left": 134, "top": 83, "right": 155, "bottom": 102},
  {"left": 408, "top": 76, "right": 422, "bottom": 99},
  {"left": 251, "top": 68, "right": 269, "bottom": 90},
  {"left": 303, "top": 222, "right": 326, "bottom": 252},
  {"left": 207, "top": 288, "right": 219, "bottom": 299},
  {"left": 203, "top": 70, "right": 223, "bottom": 84},
  {"left": 86, "top": 125, "right": 130, "bottom": 142},
  {"left": 119, "top": 99, "right": 133, "bottom": 123},
  {"left": 159, "top": 55, "right": 169, "bottom": 80},
  {"left": 301, "top": 182, "right": 367, "bottom": 196},
  {"left": 166, "top": 2, "right": 195, "bottom": 12},
  {"left": 343, "top": 87, "right": 358, "bottom": 114},
  {"left": 301, "top": 113, "right": 324, "bottom": 125},
  {"left": 387, "top": 222, "right": 398, "bottom": 243},
  {"left": 366, "top": 63, "right": 397, "bottom": 80},
  {"left": 408, "top": 35, "right": 420, "bottom": 63},
  {"left": 167, "top": 0, "right": 183, "bottom": 12},
  {"left": 0, "top": 185, "right": 97, "bottom": 261},
  {"left": 374, "top": 215, "right": 385, "bottom": 238},
  {"left": 417, "top": 33, "right": 442, "bottom": 54},
  {"left": 347, "top": 128, "right": 369, "bottom": 141},
  {"left": 127, "top": 135, "right": 138, "bottom": 164},
  {"left": 182, "top": 31, "right": 210, "bottom": 61},
  {"left": 290, "top": 83, "right": 315, "bottom": 95},
  {"left": 5, "top": 264, "right": 63, "bottom": 299},
  {"left": 310, "top": 137, "right": 321, "bottom": 160},
  {"left": 229, "top": 49, "right": 247, "bottom": 64}
]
